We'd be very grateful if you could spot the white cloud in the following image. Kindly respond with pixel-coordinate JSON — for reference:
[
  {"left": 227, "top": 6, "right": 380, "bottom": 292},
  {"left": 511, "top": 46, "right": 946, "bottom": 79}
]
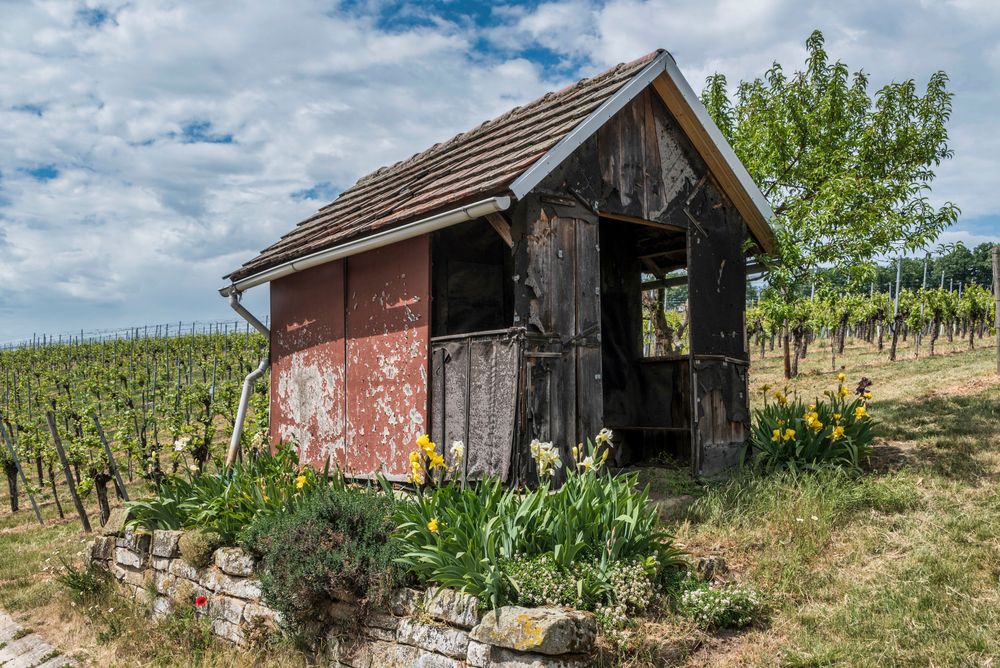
[
  {"left": 0, "top": 0, "right": 996, "bottom": 341},
  {"left": 0, "top": 0, "right": 562, "bottom": 340}
]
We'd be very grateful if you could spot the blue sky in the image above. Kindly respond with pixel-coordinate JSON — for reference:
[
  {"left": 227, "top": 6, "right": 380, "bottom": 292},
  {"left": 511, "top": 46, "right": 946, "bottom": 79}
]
[{"left": 0, "top": 0, "right": 997, "bottom": 343}]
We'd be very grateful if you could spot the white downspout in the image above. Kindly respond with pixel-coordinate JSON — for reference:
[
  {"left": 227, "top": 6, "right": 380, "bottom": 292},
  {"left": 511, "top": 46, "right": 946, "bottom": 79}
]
[{"left": 225, "top": 290, "right": 270, "bottom": 469}]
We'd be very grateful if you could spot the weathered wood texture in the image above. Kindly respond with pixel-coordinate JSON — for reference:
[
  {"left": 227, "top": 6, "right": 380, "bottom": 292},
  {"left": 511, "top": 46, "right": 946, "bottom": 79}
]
[
  {"left": 542, "top": 87, "right": 706, "bottom": 230},
  {"left": 430, "top": 331, "right": 521, "bottom": 481},
  {"left": 512, "top": 195, "right": 602, "bottom": 471},
  {"left": 686, "top": 180, "right": 750, "bottom": 473},
  {"left": 686, "top": 182, "right": 748, "bottom": 359}
]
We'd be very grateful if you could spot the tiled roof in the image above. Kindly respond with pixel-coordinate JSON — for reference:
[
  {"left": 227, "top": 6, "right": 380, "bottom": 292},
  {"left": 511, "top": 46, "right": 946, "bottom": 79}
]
[{"left": 226, "top": 51, "right": 662, "bottom": 282}]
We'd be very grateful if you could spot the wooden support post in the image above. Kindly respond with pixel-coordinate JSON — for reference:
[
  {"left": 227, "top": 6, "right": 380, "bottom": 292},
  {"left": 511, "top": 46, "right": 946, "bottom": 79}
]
[
  {"left": 0, "top": 422, "right": 44, "bottom": 526},
  {"left": 92, "top": 413, "right": 129, "bottom": 502},
  {"left": 993, "top": 245, "right": 1000, "bottom": 375},
  {"left": 46, "top": 411, "right": 91, "bottom": 533}
]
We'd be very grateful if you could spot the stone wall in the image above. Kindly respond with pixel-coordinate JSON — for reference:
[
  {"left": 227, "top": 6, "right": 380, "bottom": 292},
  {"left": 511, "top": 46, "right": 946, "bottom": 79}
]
[{"left": 86, "top": 525, "right": 597, "bottom": 667}]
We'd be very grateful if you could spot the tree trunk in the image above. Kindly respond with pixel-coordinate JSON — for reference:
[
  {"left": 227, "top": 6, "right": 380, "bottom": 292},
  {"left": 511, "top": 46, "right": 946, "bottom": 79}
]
[
  {"left": 791, "top": 327, "right": 805, "bottom": 377},
  {"left": 36, "top": 455, "right": 44, "bottom": 487},
  {"left": 93, "top": 473, "right": 112, "bottom": 526},
  {"left": 930, "top": 319, "right": 940, "bottom": 356},
  {"left": 783, "top": 327, "right": 792, "bottom": 379},
  {"left": 877, "top": 325, "right": 885, "bottom": 352},
  {"left": 4, "top": 463, "right": 18, "bottom": 513}
]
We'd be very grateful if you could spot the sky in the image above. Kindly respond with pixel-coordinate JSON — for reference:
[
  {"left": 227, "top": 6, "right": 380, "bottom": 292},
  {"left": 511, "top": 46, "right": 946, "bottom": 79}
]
[{"left": 1, "top": 0, "right": 998, "bottom": 343}]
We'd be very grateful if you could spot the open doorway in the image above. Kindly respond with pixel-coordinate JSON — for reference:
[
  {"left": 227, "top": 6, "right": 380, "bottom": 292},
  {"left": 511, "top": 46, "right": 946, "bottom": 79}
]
[{"left": 599, "top": 217, "right": 691, "bottom": 466}]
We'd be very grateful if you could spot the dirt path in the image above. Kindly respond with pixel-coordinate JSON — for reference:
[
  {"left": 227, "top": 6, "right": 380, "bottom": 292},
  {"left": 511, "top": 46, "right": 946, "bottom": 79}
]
[{"left": 0, "top": 610, "right": 76, "bottom": 667}]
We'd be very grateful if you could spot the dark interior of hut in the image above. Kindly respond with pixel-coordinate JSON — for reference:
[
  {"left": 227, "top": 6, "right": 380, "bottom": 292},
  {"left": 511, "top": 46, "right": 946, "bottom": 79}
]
[
  {"left": 599, "top": 218, "right": 692, "bottom": 466},
  {"left": 431, "top": 218, "right": 514, "bottom": 337}
]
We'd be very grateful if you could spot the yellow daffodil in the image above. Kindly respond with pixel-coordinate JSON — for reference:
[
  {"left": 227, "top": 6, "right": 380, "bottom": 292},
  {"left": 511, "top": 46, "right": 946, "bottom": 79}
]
[
  {"left": 772, "top": 428, "right": 781, "bottom": 442},
  {"left": 808, "top": 403, "right": 816, "bottom": 411},
  {"left": 833, "top": 413, "right": 842, "bottom": 421},
  {"left": 572, "top": 445, "right": 579, "bottom": 461},
  {"left": 831, "top": 426, "right": 845, "bottom": 441},
  {"left": 863, "top": 391, "right": 873, "bottom": 400},
  {"left": 854, "top": 405, "right": 867, "bottom": 419},
  {"left": 783, "top": 428, "right": 796, "bottom": 442},
  {"left": 295, "top": 475, "right": 307, "bottom": 490},
  {"left": 416, "top": 433, "right": 436, "bottom": 455},
  {"left": 838, "top": 385, "right": 849, "bottom": 398},
  {"left": 427, "top": 452, "right": 446, "bottom": 471},
  {"left": 837, "top": 372, "right": 846, "bottom": 382},
  {"left": 427, "top": 518, "right": 439, "bottom": 533}
]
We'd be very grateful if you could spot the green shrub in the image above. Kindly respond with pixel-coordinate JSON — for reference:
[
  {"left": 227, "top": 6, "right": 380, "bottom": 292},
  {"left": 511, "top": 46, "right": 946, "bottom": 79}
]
[
  {"left": 676, "top": 577, "right": 764, "bottom": 629},
  {"left": 179, "top": 529, "right": 224, "bottom": 568},
  {"left": 749, "top": 377, "right": 876, "bottom": 472},
  {"left": 393, "top": 433, "right": 685, "bottom": 612},
  {"left": 240, "top": 482, "right": 404, "bottom": 633},
  {"left": 127, "top": 442, "right": 324, "bottom": 543}
]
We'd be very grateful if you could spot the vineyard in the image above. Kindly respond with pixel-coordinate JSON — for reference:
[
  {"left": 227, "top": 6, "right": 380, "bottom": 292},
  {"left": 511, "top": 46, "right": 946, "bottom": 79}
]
[
  {"left": 748, "top": 284, "right": 996, "bottom": 377},
  {"left": 0, "top": 325, "right": 268, "bottom": 527}
]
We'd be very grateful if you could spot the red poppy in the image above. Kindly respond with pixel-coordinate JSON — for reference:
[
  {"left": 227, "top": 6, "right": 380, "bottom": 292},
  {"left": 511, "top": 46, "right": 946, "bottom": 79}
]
[{"left": 195, "top": 596, "right": 207, "bottom": 608}]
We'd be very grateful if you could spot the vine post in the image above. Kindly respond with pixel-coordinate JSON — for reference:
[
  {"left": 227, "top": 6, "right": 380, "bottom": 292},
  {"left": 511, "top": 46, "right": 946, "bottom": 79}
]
[
  {"left": 0, "top": 421, "right": 44, "bottom": 526},
  {"left": 992, "top": 245, "right": 1000, "bottom": 375},
  {"left": 45, "top": 410, "right": 91, "bottom": 533}
]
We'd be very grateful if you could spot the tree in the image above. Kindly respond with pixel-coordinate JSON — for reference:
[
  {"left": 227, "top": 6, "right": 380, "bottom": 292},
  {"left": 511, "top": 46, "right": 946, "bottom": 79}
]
[{"left": 703, "top": 30, "right": 959, "bottom": 377}]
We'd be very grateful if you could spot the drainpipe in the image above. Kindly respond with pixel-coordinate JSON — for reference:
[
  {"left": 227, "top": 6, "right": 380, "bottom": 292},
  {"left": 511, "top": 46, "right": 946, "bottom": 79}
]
[{"left": 224, "top": 290, "right": 270, "bottom": 469}]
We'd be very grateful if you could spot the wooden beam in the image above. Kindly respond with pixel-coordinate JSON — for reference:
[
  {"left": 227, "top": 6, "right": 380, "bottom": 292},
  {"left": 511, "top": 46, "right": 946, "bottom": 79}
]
[
  {"left": 642, "top": 274, "right": 688, "bottom": 291},
  {"left": 485, "top": 212, "right": 513, "bottom": 248},
  {"left": 599, "top": 210, "right": 685, "bottom": 232},
  {"left": 640, "top": 256, "right": 665, "bottom": 279}
]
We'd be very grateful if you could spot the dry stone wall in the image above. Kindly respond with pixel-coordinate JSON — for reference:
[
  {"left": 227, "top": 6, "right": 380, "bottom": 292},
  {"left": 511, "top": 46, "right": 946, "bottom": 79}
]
[{"left": 86, "top": 526, "right": 597, "bottom": 667}]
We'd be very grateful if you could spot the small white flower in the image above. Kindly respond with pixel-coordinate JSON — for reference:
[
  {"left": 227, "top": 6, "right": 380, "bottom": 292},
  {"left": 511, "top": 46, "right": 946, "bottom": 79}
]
[
  {"left": 450, "top": 440, "right": 465, "bottom": 463},
  {"left": 795, "top": 517, "right": 804, "bottom": 523}
]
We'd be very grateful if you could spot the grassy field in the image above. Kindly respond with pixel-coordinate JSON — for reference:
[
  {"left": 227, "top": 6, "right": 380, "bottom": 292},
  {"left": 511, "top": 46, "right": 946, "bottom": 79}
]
[{"left": 1, "top": 335, "right": 998, "bottom": 666}]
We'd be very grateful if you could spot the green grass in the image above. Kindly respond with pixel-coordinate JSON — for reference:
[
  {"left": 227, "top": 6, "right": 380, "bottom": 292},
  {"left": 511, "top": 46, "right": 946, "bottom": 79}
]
[
  {"left": 671, "top": 338, "right": 1000, "bottom": 667},
  {"left": 0, "top": 335, "right": 997, "bottom": 667}
]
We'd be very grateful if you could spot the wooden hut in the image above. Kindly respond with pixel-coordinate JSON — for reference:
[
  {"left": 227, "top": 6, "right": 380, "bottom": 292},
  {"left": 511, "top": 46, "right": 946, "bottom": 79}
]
[{"left": 222, "top": 49, "right": 776, "bottom": 480}]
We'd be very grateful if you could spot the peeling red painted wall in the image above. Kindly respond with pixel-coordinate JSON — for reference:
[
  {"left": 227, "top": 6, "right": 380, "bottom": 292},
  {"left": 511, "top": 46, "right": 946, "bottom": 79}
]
[
  {"left": 269, "top": 260, "right": 347, "bottom": 468},
  {"left": 346, "top": 236, "right": 430, "bottom": 478},
  {"left": 268, "top": 237, "right": 430, "bottom": 479}
]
